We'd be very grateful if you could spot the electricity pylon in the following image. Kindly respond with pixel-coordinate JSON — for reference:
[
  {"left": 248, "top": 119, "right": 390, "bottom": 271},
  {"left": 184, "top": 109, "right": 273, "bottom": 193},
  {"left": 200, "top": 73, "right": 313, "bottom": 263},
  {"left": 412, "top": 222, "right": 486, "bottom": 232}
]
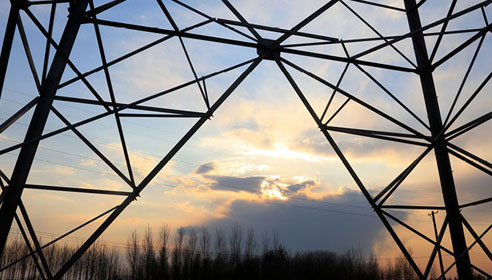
[{"left": 0, "top": 1, "right": 490, "bottom": 279}]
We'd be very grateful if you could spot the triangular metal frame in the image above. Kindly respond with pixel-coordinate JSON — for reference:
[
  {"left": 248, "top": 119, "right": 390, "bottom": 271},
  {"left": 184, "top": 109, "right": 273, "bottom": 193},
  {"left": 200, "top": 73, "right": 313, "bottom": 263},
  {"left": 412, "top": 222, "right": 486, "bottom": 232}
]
[{"left": 0, "top": 1, "right": 490, "bottom": 279}]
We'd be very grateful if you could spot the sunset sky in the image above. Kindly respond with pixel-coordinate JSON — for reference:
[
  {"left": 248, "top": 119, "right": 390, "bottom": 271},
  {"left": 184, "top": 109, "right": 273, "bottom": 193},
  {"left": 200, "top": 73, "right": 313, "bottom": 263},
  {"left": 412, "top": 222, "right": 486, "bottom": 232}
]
[{"left": 0, "top": 0, "right": 491, "bottom": 276}]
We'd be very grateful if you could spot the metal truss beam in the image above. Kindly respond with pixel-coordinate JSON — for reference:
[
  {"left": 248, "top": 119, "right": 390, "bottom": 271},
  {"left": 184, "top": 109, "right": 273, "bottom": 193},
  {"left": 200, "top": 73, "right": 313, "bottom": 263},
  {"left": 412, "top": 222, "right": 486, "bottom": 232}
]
[
  {"left": 404, "top": 0, "right": 472, "bottom": 278},
  {"left": 0, "top": 3, "right": 20, "bottom": 100},
  {"left": 0, "top": 0, "right": 89, "bottom": 260},
  {"left": 52, "top": 58, "right": 262, "bottom": 279},
  {"left": 276, "top": 59, "right": 425, "bottom": 279}
]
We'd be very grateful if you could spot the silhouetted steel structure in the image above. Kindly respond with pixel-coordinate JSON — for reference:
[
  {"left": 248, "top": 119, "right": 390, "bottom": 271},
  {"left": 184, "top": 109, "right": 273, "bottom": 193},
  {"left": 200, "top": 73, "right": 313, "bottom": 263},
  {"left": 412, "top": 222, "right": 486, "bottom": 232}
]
[{"left": 0, "top": 0, "right": 490, "bottom": 279}]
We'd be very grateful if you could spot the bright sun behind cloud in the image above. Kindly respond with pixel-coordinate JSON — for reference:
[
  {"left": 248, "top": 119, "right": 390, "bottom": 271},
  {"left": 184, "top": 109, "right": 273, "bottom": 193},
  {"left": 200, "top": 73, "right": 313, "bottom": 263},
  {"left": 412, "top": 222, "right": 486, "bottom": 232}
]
[
  {"left": 260, "top": 180, "right": 288, "bottom": 200},
  {"left": 244, "top": 142, "right": 336, "bottom": 162}
]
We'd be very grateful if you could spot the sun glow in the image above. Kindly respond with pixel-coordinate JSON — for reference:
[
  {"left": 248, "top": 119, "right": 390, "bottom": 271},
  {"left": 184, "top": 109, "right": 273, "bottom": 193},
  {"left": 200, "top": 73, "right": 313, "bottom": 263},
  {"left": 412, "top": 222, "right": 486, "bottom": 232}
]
[
  {"left": 244, "top": 142, "right": 335, "bottom": 162},
  {"left": 260, "top": 180, "right": 288, "bottom": 200}
]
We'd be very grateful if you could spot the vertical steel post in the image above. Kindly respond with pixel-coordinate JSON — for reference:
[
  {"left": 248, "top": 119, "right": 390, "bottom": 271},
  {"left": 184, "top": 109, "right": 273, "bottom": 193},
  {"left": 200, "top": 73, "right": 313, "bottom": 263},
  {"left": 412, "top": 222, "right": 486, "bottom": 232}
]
[
  {"left": 0, "top": 1, "right": 89, "bottom": 257},
  {"left": 404, "top": 1, "right": 472, "bottom": 279},
  {"left": 0, "top": 3, "right": 20, "bottom": 100},
  {"left": 429, "top": 211, "right": 445, "bottom": 278}
]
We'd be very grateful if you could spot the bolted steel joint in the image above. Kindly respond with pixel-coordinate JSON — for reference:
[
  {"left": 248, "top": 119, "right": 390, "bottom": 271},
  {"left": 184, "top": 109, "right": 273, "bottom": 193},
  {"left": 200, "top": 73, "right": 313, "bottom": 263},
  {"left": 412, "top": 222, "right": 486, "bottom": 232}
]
[{"left": 257, "top": 39, "right": 280, "bottom": 61}]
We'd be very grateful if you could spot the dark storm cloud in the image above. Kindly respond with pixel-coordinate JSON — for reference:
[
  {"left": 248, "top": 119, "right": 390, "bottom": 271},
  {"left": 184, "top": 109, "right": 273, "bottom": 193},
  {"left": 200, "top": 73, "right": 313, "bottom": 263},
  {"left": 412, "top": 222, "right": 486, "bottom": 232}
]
[
  {"left": 201, "top": 174, "right": 315, "bottom": 195},
  {"left": 280, "top": 180, "right": 315, "bottom": 196},
  {"left": 204, "top": 175, "right": 265, "bottom": 193},
  {"left": 201, "top": 189, "right": 403, "bottom": 253},
  {"left": 194, "top": 162, "right": 266, "bottom": 194},
  {"left": 195, "top": 162, "right": 216, "bottom": 174}
]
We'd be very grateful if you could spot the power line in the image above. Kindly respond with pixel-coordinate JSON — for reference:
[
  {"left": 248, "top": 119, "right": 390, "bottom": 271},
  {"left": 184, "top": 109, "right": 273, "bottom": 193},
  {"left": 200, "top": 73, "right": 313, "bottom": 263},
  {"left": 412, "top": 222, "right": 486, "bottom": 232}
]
[
  {"left": 4, "top": 87, "right": 483, "bottom": 209},
  {"left": 1, "top": 121, "right": 490, "bottom": 223},
  {"left": 0, "top": 110, "right": 456, "bottom": 200},
  {"left": 2, "top": 150, "right": 379, "bottom": 219}
]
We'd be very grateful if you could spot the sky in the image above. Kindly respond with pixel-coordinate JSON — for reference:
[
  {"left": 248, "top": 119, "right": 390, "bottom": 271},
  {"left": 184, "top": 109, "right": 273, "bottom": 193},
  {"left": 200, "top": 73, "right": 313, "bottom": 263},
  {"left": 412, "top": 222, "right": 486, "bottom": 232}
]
[{"left": 0, "top": 0, "right": 491, "bottom": 276}]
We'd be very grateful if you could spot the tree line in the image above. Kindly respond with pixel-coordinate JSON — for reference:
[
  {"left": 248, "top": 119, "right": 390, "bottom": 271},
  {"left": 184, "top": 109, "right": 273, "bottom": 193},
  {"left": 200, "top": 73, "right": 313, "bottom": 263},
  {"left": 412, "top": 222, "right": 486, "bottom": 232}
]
[{"left": 0, "top": 224, "right": 485, "bottom": 279}]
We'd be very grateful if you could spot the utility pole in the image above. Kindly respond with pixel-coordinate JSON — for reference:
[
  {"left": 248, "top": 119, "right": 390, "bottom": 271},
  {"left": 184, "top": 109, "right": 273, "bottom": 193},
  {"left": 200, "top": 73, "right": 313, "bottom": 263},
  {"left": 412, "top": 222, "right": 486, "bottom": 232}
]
[{"left": 429, "top": 211, "right": 445, "bottom": 279}]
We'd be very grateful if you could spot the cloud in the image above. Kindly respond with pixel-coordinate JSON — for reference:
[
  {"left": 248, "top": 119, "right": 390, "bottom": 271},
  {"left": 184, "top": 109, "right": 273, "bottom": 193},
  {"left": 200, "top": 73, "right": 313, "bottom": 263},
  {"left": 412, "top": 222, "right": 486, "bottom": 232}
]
[
  {"left": 167, "top": 160, "right": 397, "bottom": 254},
  {"left": 200, "top": 188, "right": 392, "bottom": 253},
  {"left": 205, "top": 175, "right": 265, "bottom": 193},
  {"left": 79, "top": 159, "right": 97, "bottom": 167},
  {"left": 36, "top": 193, "right": 75, "bottom": 203},
  {"left": 195, "top": 162, "right": 216, "bottom": 174},
  {"left": 189, "top": 161, "right": 323, "bottom": 200},
  {"left": 54, "top": 165, "right": 75, "bottom": 175},
  {"left": 78, "top": 178, "right": 126, "bottom": 191},
  {"left": 197, "top": 68, "right": 428, "bottom": 168},
  {"left": 280, "top": 179, "right": 315, "bottom": 197},
  {"left": 100, "top": 142, "right": 178, "bottom": 183},
  {"left": 163, "top": 158, "right": 422, "bottom": 255}
]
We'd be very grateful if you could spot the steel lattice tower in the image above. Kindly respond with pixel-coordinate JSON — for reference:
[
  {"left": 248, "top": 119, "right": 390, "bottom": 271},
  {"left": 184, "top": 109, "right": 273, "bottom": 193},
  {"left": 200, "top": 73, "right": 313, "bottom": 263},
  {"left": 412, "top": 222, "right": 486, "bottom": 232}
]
[{"left": 0, "top": 0, "right": 491, "bottom": 279}]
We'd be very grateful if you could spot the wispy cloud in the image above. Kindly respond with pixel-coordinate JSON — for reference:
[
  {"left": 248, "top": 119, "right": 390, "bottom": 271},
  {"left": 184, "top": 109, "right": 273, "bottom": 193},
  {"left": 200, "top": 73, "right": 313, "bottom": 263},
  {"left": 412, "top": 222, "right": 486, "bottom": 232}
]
[{"left": 54, "top": 165, "right": 75, "bottom": 175}]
